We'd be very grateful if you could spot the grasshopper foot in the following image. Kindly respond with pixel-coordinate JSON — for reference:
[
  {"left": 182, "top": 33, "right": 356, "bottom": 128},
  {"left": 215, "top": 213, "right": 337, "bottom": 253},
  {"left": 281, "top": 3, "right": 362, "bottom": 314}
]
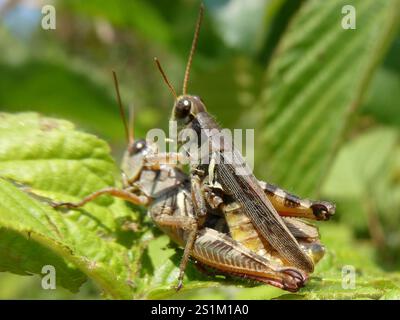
[
  {"left": 175, "top": 280, "right": 184, "bottom": 292},
  {"left": 280, "top": 267, "right": 308, "bottom": 292}
]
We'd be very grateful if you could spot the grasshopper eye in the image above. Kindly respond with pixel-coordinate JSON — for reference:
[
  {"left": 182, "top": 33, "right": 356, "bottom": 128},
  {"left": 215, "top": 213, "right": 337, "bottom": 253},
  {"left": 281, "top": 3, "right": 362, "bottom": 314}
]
[
  {"left": 175, "top": 98, "right": 192, "bottom": 119},
  {"left": 130, "top": 139, "right": 147, "bottom": 155}
]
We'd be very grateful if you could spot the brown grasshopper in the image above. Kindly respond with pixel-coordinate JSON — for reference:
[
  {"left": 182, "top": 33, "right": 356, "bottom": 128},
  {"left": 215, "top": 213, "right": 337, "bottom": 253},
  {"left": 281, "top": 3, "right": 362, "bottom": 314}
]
[
  {"left": 51, "top": 72, "right": 328, "bottom": 292},
  {"left": 154, "top": 4, "right": 335, "bottom": 274}
]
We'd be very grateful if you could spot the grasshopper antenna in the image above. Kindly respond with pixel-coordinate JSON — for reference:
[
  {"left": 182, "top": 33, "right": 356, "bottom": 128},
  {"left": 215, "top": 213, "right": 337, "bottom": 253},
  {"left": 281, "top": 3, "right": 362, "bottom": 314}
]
[
  {"left": 128, "top": 103, "right": 135, "bottom": 144},
  {"left": 154, "top": 57, "right": 177, "bottom": 99},
  {"left": 112, "top": 70, "right": 131, "bottom": 144},
  {"left": 182, "top": 3, "right": 204, "bottom": 95}
]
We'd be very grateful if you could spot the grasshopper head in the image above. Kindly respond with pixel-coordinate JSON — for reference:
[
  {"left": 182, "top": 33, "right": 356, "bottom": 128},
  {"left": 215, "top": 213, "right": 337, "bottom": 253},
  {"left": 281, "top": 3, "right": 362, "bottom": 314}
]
[
  {"left": 121, "top": 139, "right": 158, "bottom": 183},
  {"left": 172, "top": 95, "right": 207, "bottom": 126}
]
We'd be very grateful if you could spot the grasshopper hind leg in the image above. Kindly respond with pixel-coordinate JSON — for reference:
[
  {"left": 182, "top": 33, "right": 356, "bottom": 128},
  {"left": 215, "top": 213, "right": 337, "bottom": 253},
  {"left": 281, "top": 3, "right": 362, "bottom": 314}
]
[
  {"left": 260, "top": 181, "right": 335, "bottom": 221},
  {"left": 243, "top": 267, "right": 307, "bottom": 292}
]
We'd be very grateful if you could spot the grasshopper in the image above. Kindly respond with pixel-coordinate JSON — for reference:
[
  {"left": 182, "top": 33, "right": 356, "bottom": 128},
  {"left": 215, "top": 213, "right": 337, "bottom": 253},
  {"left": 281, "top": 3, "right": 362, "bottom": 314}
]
[
  {"left": 51, "top": 72, "right": 327, "bottom": 292},
  {"left": 154, "top": 4, "right": 335, "bottom": 273}
]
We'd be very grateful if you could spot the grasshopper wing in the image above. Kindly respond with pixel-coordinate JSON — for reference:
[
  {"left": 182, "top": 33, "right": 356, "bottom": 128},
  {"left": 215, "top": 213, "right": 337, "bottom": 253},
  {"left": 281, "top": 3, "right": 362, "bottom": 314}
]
[{"left": 194, "top": 112, "right": 314, "bottom": 272}]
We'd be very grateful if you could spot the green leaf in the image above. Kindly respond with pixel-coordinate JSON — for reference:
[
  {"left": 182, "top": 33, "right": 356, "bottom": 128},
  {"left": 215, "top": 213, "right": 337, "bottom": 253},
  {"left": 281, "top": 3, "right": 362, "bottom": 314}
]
[
  {"left": 276, "top": 223, "right": 400, "bottom": 300},
  {"left": 190, "top": 57, "right": 263, "bottom": 129},
  {"left": 0, "top": 112, "right": 137, "bottom": 299},
  {"left": 362, "top": 68, "right": 400, "bottom": 128},
  {"left": 322, "top": 128, "right": 400, "bottom": 256},
  {"left": 255, "top": 0, "right": 400, "bottom": 196},
  {"left": 322, "top": 128, "right": 398, "bottom": 199},
  {"left": 0, "top": 61, "right": 126, "bottom": 141},
  {"left": 205, "top": 0, "right": 268, "bottom": 54},
  {"left": 63, "top": 0, "right": 172, "bottom": 45}
]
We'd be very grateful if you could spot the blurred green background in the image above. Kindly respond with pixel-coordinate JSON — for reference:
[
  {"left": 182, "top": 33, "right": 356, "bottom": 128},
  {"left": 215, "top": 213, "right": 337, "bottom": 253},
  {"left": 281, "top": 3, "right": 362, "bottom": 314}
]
[{"left": 0, "top": 0, "right": 400, "bottom": 299}]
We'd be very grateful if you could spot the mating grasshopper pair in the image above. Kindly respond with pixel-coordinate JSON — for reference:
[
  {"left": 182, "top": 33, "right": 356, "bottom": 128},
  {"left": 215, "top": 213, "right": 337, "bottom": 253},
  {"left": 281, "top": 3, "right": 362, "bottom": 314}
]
[
  {"left": 53, "top": 103, "right": 331, "bottom": 292},
  {"left": 52, "top": 5, "right": 334, "bottom": 292}
]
